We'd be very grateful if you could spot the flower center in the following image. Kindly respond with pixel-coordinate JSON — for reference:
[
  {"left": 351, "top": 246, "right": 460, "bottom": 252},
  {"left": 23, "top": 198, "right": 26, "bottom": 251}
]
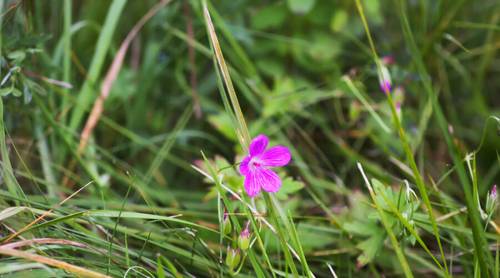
[{"left": 249, "top": 157, "right": 263, "bottom": 170}]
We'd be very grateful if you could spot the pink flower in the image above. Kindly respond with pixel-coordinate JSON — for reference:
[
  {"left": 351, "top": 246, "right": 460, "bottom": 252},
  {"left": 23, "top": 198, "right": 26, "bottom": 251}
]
[{"left": 239, "top": 134, "right": 291, "bottom": 197}]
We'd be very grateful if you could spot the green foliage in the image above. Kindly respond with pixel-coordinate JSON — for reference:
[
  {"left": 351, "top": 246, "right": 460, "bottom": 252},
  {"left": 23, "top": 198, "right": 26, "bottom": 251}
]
[{"left": 287, "top": 0, "right": 316, "bottom": 15}]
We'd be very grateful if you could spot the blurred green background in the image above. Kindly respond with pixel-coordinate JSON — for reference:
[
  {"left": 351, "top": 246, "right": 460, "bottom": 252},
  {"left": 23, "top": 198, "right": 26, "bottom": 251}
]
[{"left": 0, "top": 0, "right": 498, "bottom": 277}]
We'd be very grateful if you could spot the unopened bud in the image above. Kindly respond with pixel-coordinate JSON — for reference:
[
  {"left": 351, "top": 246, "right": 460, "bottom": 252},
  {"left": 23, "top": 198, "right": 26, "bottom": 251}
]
[
  {"left": 225, "top": 247, "right": 241, "bottom": 271},
  {"left": 222, "top": 211, "right": 232, "bottom": 235},
  {"left": 378, "top": 63, "right": 392, "bottom": 94},
  {"left": 238, "top": 222, "right": 251, "bottom": 251},
  {"left": 485, "top": 184, "right": 498, "bottom": 215},
  {"left": 395, "top": 101, "right": 402, "bottom": 119}
]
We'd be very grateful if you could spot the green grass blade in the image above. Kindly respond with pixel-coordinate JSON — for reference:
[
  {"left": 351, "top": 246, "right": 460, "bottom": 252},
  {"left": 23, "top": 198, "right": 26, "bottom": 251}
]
[
  {"left": 0, "top": 98, "right": 25, "bottom": 201},
  {"left": 68, "top": 0, "right": 127, "bottom": 131},
  {"left": 343, "top": 77, "right": 390, "bottom": 133},
  {"left": 263, "top": 193, "right": 300, "bottom": 277},
  {"left": 202, "top": 0, "right": 250, "bottom": 149},
  {"left": 60, "top": 0, "right": 72, "bottom": 122}
]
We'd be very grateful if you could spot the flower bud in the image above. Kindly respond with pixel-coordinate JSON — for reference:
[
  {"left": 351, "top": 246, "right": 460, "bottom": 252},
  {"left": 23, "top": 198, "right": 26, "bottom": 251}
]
[
  {"left": 378, "top": 63, "right": 392, "bottom": 94},
  {"left": 225, "top": 247, "right": 241, "bottom": 271},
  {"left": 222, "top": 211, "right": 232, "bottom": 235},
  {"left": 238, "top": 222, "right": 251, "bottom": 251},
  {"left": 486, "top": 184, "right": 498, "bottom": 214}
]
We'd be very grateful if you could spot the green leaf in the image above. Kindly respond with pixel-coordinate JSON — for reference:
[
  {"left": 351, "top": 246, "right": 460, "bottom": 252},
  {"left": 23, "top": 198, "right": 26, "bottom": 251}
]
[
  {"left": 364, "top": 0, "right": 383, "bottom": 25},
  {"left": 251, "top": 4, "right": 287, "bottom": 30},
  {"left": 276, "top": 177, "right": 304, "bottom": 199},
  {"left": 208, "top": 113, "right": 238, "bottom": 141},
  {"left": 7, "top": 50, "right": 26, "bottom": 62},
  {"left": 330, "top": 9, "right": 348, "bottom": 32},
  {"left": 157, "top": 256, "right": 166, "bottom": 278},
  {"left": 287, "top": 0, "right": 316, "bottom": 14},
  {"left": 307, "top": 32, "right": 340, "bottom": 61},
  {"left": 295, "top": 224, "right": 335, "bottom": 252},
  {"left": 108, "top": 68, "right": 137, "bottom": 103},
  {"left": 0, "top": 207, "right": 32, "bottom": 221},
  {"left": 344, "top": 221, "right": 382, "bottom": 237},
  {"left": 357, "top": 232, "right": 385, "bottom": 266},
  {"left": 0, "top": 87, "right": 13, "bottom": 96},
  {"left": 11, "top": 88, "right": 22, "bottom": 97}
]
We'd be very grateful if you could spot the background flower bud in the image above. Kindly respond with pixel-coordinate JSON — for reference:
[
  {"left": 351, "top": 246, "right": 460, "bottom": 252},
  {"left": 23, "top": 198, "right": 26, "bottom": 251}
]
[
  {"left": 238, "top": 224, "right": 251, "bottom": 251},
  {"left": 225, "top": 247, "right": 241, "bottom": 271},
  {"left": 222, "top": 212, "right": 232, "bottom": 235},
  {"left": 486, "top": 184, "right": 498, "bottom": 214}
]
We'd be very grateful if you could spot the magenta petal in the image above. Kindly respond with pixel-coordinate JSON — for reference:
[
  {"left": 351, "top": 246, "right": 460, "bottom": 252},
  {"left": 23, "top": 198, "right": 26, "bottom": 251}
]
[
  {"left": 259, "top": 168, "right": 282, "bottom": 193},
  {"left": 244, "top": 171, "right": 261, "bottom": 197},
  {"left": 260, "top": 146, "right": 291, "bottom": 167},
  {"left": 245, "top": 168, "right": 281, "bottom": 195},
  {"left": 239, "top": 156, "right": 251, "bottom": 175},
  {"left": 249, "top": 134, "right": 268, "bottom": 156}
]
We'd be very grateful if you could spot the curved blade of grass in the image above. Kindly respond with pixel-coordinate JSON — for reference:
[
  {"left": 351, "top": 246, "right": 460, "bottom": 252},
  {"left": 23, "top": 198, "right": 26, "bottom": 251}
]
[
  {"left": 2, "top": 181, "right": 93, "bottom": 243},
  {"left": 242, "top": 205, "right": 276, "bottom": 278},
  {"left": 343, "top": 76, "right": 390, "bottom": 133},
  {"left": 286, "top": 210, "right": 313, "bottom": 278},
  {"left": 78, "top": 0, "right": 171, "bottom": 154},
  {"left": 263, "top": 193, "right": 300, "bottom": 277},
  {"left": 0, "top": 247, "right": 111, "bottom": 278},
  {"left": 68, "top": 0, "right": 127, "bottom": 131},
  {"left": 34, "top": 111, "right": 57, "bottom": 198},
  {"left": 144, "top": 105, "right": 192, "bottom": 188},
  {"left": 202, "top": 0, "right": 250, "bottom": 150},
  {"left": 59, "top": 0, "right": 72, "bottom": 122},
  {"left": 0, "top": 1, "right": 27, "bottom": 201},
  {"left": 0, "top": 98, "right": 25, "bottom": 202}
]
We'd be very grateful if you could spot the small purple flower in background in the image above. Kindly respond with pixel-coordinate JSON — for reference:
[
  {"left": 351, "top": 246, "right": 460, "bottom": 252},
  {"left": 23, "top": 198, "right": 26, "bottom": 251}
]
[
  {"left": 378, "top": 61, "right": 392, "bottom": 94},
  {"left": 491, "top": 184, "right": 497, "bottom": 200},
  {"left": 239, "top": 134, "right": 291, "bottom": 197}
]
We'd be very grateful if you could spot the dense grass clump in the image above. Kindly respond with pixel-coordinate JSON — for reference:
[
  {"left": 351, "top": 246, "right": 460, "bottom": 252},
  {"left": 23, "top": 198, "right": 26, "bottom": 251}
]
[{"left": 0, "top": 0, "right": 499, "bottom": 277}]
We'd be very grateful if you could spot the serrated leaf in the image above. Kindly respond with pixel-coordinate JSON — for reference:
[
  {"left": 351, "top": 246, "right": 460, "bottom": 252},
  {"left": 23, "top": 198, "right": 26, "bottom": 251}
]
[{"left": 357, "top": 232, "right": 385, "bottom": 266}]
